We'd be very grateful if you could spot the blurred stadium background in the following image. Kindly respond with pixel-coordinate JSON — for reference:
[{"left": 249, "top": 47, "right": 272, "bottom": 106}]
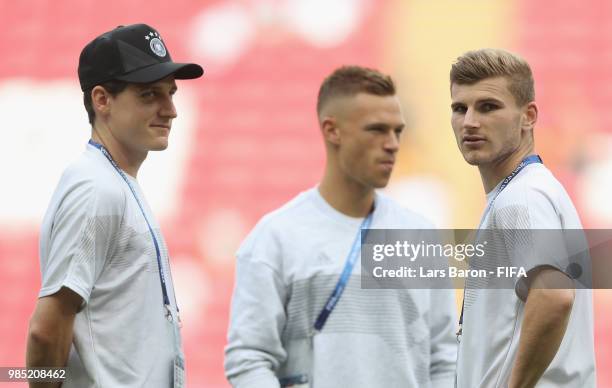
[{"left": 0, "top": 0, "right": 611, "bottom": 386}]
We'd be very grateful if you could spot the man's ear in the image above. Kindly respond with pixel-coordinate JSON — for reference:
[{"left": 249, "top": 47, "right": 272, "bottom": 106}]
[
  {"left": 91, "top": 85, "right": 112, "bottom": 117},
  {"left": 321, "top": 116, "right": 341, "bottom": 146},
  {"left": 522, "top": 101, "right": 538, "bottom": 132}
]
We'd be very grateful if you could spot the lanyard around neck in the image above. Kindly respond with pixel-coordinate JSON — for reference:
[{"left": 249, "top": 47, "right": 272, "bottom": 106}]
[
  {"left": 457, "top": 154, "right": 543, "bottom": 339},
  {"left": 477, "top": 154, "right": 543, "bottom": 230},
  {"left": 88, "top": 140, "right": 178, "bottom": 321},
  {"left": 313, "top": 207, "right": 374, "bottom": 333}
]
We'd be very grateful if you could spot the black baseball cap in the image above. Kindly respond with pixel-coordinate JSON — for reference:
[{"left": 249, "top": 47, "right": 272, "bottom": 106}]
[{"left": 78, "top": 23, "right": 203, "bottom": 91}]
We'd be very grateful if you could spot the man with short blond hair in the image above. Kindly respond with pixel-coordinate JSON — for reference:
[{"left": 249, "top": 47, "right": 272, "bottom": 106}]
[
  {"left": 450, "top": 48, "right": 595, "bottom": 388},
  {"left": 225, "top": 65, "right": 457, "bottom": 388}
]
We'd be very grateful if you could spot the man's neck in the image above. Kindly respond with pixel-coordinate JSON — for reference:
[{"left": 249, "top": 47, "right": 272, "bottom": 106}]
[
  {"left": 91, "top": 128, "right": 146, "bottom": 178},
  {"left": 318, "top": 166, "right": 375, "bottom": 218},
  {"left": 479, "top": 145, "right": 534, "bottom": 194}
]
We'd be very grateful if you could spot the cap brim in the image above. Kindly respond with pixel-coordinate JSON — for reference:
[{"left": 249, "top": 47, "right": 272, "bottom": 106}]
[{"left": 116, "top": 62, "right": 203, "bottom": 84}]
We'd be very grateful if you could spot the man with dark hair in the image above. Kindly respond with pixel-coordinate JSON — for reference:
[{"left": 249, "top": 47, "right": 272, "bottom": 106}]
[
  {"left": 26, "top": 23, "right": 202, "bottom": 387},
  {"left": 450, "top": 48, "right": 595, "bottom": 387},
  {"left": 82, "top": 80, "right": 128, "bottom": 125},
  {"left": 224, "top": 66, "right": 457, "bottom": 388}
]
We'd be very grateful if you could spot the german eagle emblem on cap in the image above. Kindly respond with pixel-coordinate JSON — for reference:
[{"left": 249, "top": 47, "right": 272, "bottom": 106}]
[{"left": 145, "top": 31, "right": 167, "bottom": 57}]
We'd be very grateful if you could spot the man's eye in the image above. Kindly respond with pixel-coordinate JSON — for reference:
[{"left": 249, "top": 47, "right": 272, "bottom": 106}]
[
  {"left": 452, "top": 106, "right": 466, "bottom": 114},
  {"left": 481, "top": 103, "right": 498, "bottom": 112},
  {"left": 141, "top": 91, "right": 155, "bottom": 98}
]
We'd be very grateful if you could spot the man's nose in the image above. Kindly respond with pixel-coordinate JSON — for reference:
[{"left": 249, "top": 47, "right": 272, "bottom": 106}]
[
  {"left": 160, "top": 95, "right": 177, "bottom": 119},
  {"left": 463, "top": 108, "right": 480, "bottom": 130},
  {"left": 384, "top": 131, "right": 400, "bottom": 152}
]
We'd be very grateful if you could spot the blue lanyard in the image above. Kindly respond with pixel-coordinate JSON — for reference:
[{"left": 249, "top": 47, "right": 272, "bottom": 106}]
[
  {"left": 88, "top": 140, "right": 178, "bottom": 320},
  {"left": 313, "top": 208, "right": 374, "bottom": 332},
  {"left": 457, "top": 155, "right": 543, "bottom": 338},
  {"left": 476, "top": 155, "right": 543, "bottom": 231}
]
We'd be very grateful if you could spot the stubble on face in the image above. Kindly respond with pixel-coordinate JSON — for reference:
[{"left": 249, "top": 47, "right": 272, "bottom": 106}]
[{"left": 450, "top": 77, "right": 528, "bottom": 168}]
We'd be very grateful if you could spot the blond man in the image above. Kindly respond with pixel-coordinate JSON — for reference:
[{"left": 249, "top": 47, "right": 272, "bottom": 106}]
[
  {"left": 225, "top": 66, "right": 457, "bottom": 388},
  {"left": 450, "top": 49, "right": 595, "bottom": 388}
]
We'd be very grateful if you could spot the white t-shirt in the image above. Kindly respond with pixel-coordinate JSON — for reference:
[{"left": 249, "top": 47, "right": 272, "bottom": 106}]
[
  {"left": 225, "top": 188, "right": 457, "bottom": 388},
  {"left": 456, "top": 163, "right": 596, "bottom": 387},
  {"left": 38, "top": 144, "right": 182, "bottom": 387}
]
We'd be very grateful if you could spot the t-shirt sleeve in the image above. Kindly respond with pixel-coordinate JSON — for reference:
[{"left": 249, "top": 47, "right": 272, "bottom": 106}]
[
  {"left": 39, "top": 178, "right": 125, "bottom": 306},
  {"left": 488, "top": 187, "right": 573, "bottom": 301}
]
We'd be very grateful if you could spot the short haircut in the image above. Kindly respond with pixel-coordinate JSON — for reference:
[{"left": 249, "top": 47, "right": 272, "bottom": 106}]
[
  {"left": 450, "top": 48, "right": 535, "bottom": 106},
  {"left": 317, "top": 66, "right": 396, "bottom": 117},
  {"left": 83, "top": 80, "right": 129, "bottom": 125}
]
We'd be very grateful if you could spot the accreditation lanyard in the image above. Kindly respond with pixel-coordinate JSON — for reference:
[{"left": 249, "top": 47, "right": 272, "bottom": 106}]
[
  {"left": 313, "top": 208, "right": 374, "bottom": 333},
  {"left": 457, "top": 154, "right": 542, "bottom": 340},
  {"left": 88, "top": 140, "right": 179, "bottom": 322}
]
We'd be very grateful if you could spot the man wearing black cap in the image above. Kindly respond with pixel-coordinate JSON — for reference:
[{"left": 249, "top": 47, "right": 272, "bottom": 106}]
[{"left": 26, "top": 24, "right": 202, "bottom": 388}]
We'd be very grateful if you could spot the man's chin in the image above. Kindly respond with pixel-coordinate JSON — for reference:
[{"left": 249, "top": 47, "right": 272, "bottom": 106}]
[
  {"left": 462, "top": 151, "right": 487, "bottom": 166},
  {"left": 149, "top": 140, "right": 169, "bottom": 151},
  {"left": 371, "top": 177, "right": 391, "bottom": 189}
]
